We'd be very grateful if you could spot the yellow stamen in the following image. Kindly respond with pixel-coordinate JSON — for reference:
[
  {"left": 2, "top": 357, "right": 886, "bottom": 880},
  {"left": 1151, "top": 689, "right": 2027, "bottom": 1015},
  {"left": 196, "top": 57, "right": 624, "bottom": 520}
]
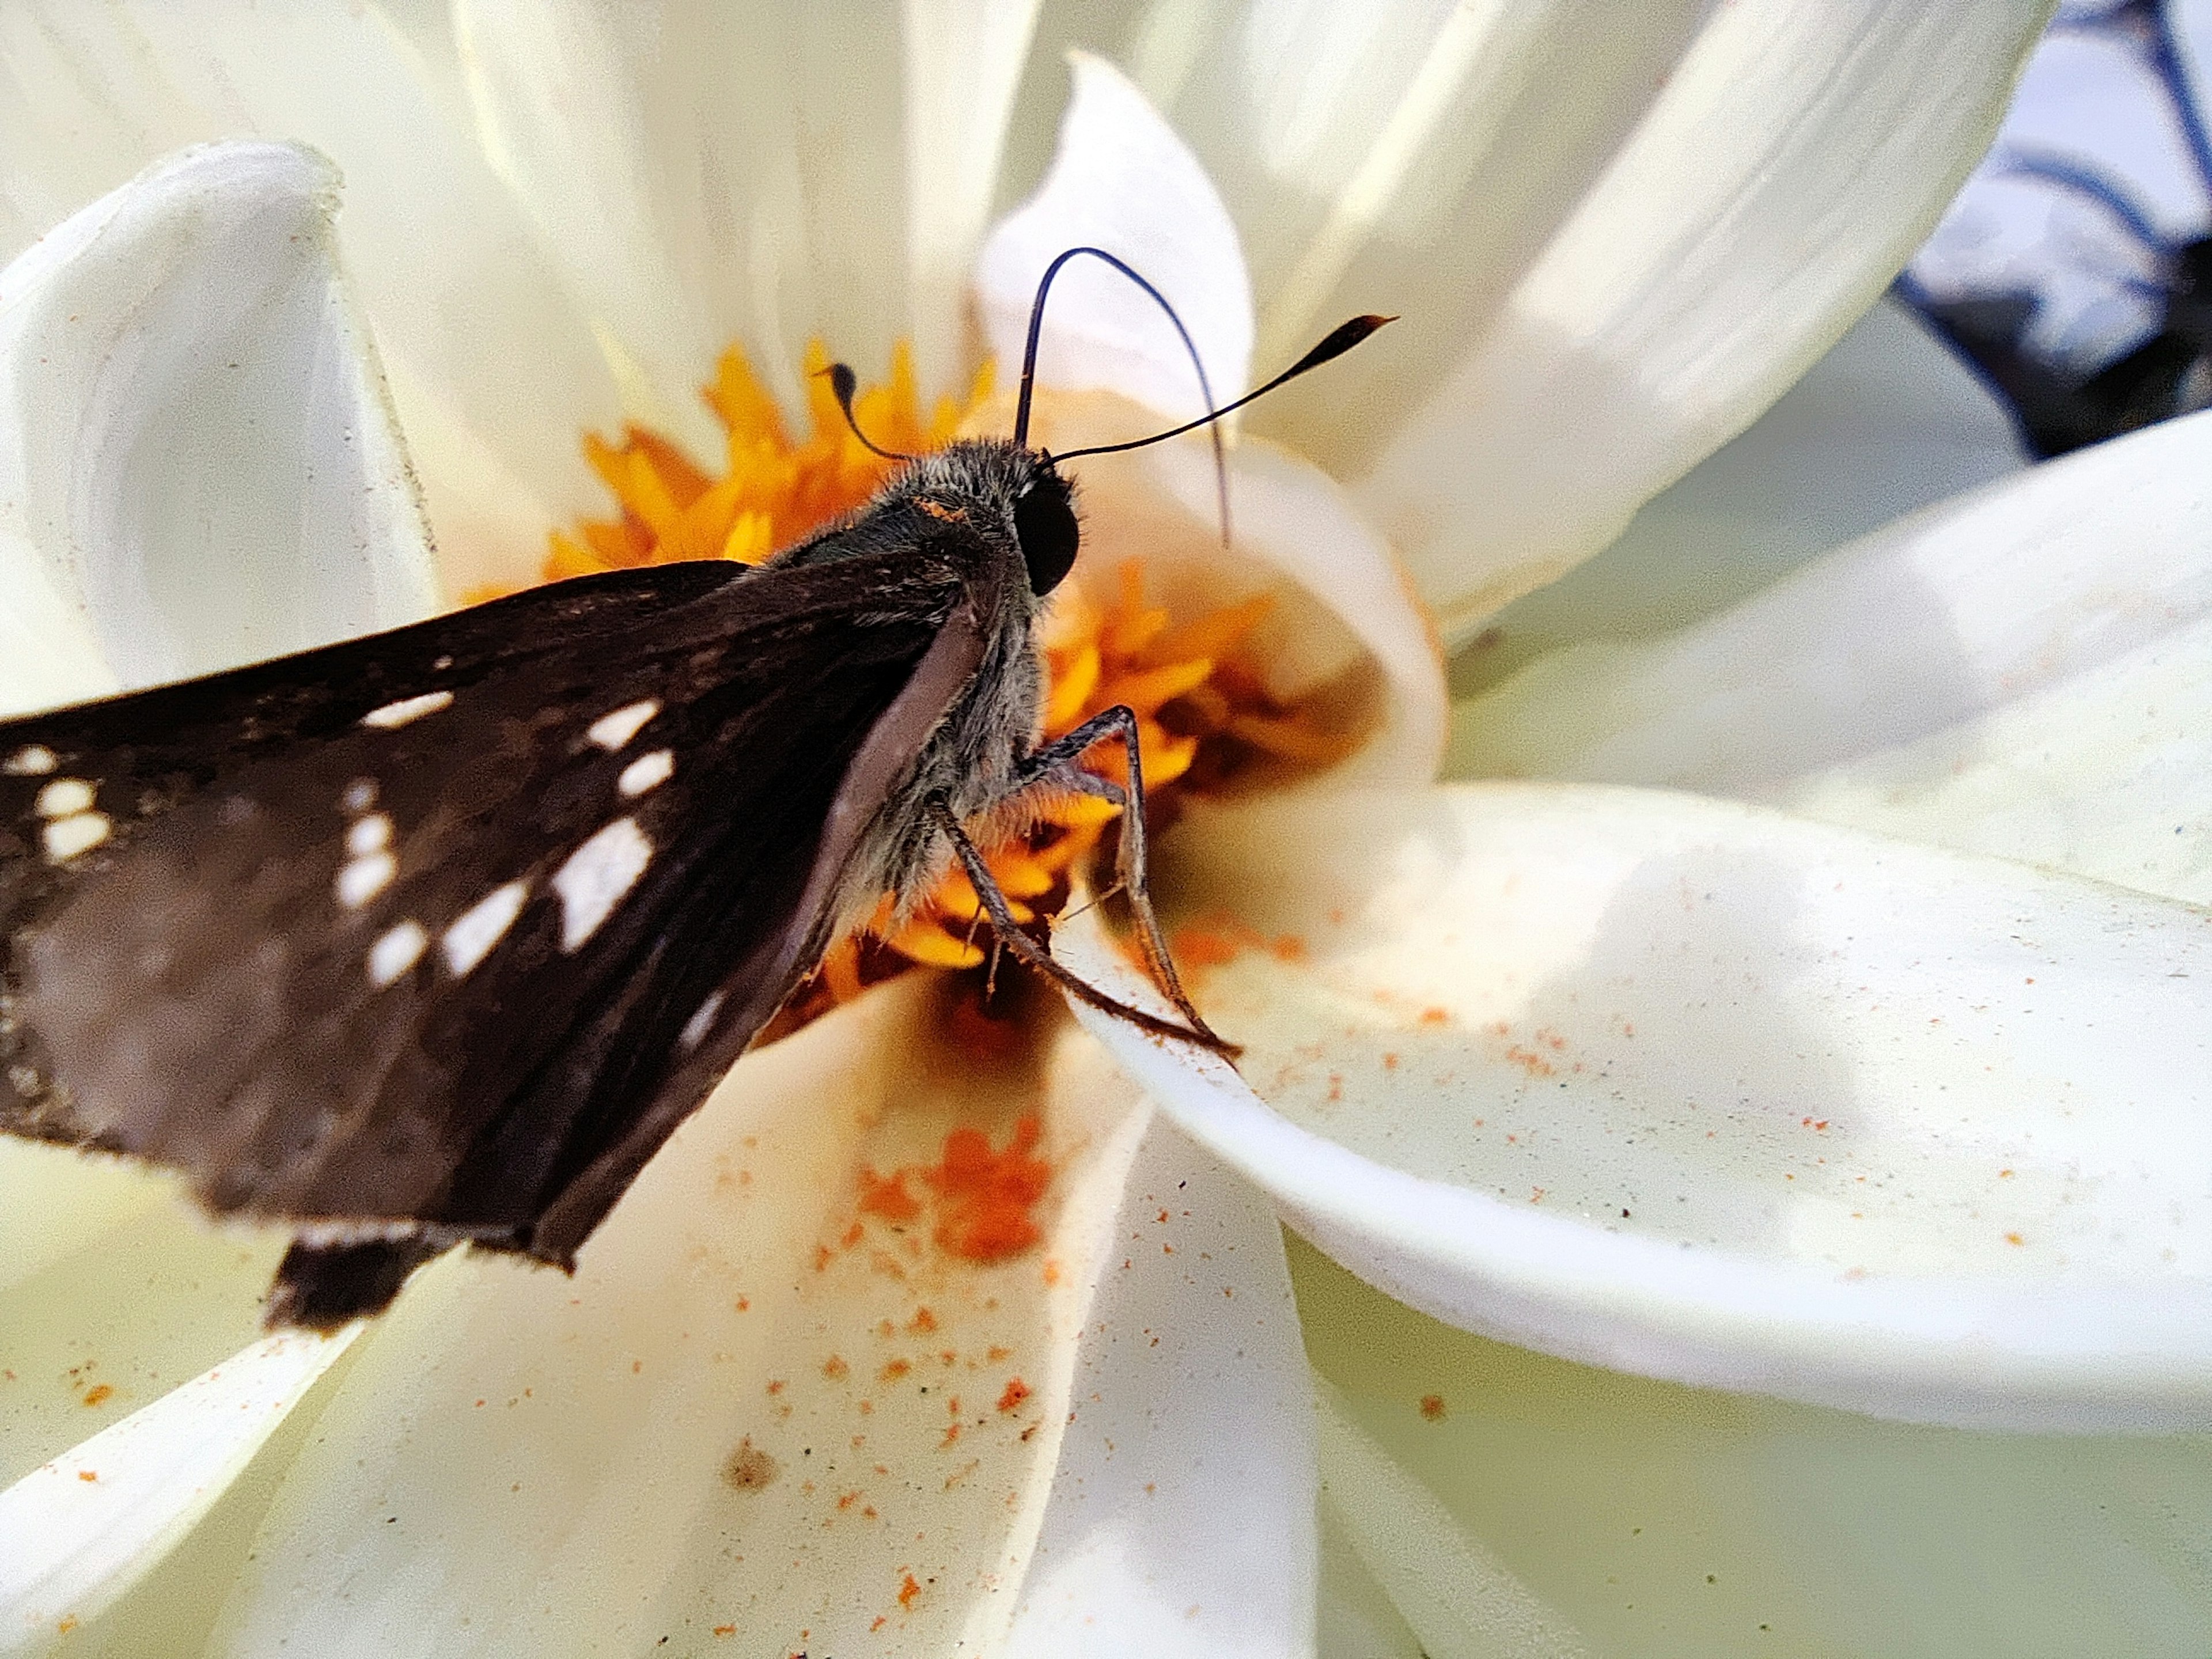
[{"left": 532, "top": 340, "right": 1351, "bottom": 1012}]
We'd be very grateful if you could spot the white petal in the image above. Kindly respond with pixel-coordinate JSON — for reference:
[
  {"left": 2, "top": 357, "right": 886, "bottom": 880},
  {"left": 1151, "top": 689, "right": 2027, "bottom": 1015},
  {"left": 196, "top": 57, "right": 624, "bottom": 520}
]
[
  {"left": 977, "top": 54, "right": 1254, "bottom": 426},
  {"left": 1091, "top": 0, "right": 1710, "bottom": 481},
  {"left": 1, "top": 1154, "right": 287, "bottom": 1492},
  {"left": 0, "top": 2, "right": 624, "bottom": 596},
  {"left": 1450, "top": 406, "right": 2212, "bottom": 801},
  {"left": 0, "top": 141, "right": 437, "bottom": 712},
  {"left": 0, "top": 1328, "right": 355, "bottom": 1646},
  {"left": 0, "top": 1143, "right": 168, "bottom": 1297},
  {"left": 1770, "top": 615, "right": 2212, "bottom": 907},
  {"left": 1355, "top": 1, "right": 2045, "bottom": 642},
  {"left": 902, "top": 0, "right": 1043, "bottom": 400},
  {"left": 1079, "top": 784, "right": 2212, "bottom": 1430},
  {"left": 1317, "top": 1502, "right": 1423, "bottom": 1659},
  {"left": 1301, "top": 1241, "right": 2212, "bottom": 1655},
  {"left": 455, "top": 0, "right": 914, "bottom": 438},
  {"left": 1011, "top": 391, "right": 1446, "bottom": 786},
  {"left": 1316, "top": 1381, "right": 1590, "bottom": 1659},
  {"left": 1453, "top": 298, "right": 2027, "bottom": 697},
  {"left": 208, "top": 979, "right": 1309, "bottom": 1656},
  {"left": 998, "top": 1115, "right": 1313, "bottom": 1659}
]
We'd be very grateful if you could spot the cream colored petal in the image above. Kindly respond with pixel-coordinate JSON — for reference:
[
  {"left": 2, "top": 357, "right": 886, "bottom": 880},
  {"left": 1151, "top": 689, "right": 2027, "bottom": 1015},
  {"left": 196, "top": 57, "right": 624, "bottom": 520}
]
[
  {"left": 1354, "top": 0, "right": 2046, "bottom": 643},
  {"left": 976, "top": 53, "right": 1253, "bottom": 426},
  {"left": 1316, "top": 1381, "right": 1590, "bottom": 1659},
  {"left": 997, "top": 1115, "right": 1313, "bottom": 1659},
  {"left": 207, "top": 980, "right": 1313, "bottom": 1657},
  {"left": 1010, "top": 389, "right": 1446, "bottom": 786},
  {"left": 1004, "top": 0, "right": 1711, "bottom": 482},
  {"left": 0, "top": 141, "right": 437, "bottom": 713},
  {"left": 0, "top": 2, "right": 615, "bottom": 598},
  {"left": 903, "top": 0, "right": 1044, "bottom": 399},
  {"left": 1450, "top": 406, "right": 2212, "bottom": 821},
  {"left": 1070, "top": 783, "right": 2212, "bottom": 1430},
  {"left": 1125, "top": 0, "right": 1709, "bottom": 478},
  {"left": 1300, "top": 1241, "right": 2212, "bottom": 1657},
  {"left": 1317, "top": 1501, "right": 1424, "bottom": 1659},
  {"left": 0, "top": 1153, "right": 287, "bottom": 1493},
  {"left": 1453, "top": 298, "right": 2027, "bottom": 698},
  {"left": 0, "top": 1329, "right": 356, "bottom": 1652},
  {"left": 1770, "top": 618, "right": 2212, "bottom": 907},
  {"left": 455, "top": 0, "right": 916, "bottom": 443}
]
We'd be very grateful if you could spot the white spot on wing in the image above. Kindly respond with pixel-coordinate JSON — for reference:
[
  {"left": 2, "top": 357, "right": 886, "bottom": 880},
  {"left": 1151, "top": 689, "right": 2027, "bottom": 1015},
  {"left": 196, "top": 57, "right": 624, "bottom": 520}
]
[
  {"left": 618, "top": 749, "right": 674, "bottom": 798},
  {"left": 342, "top": 779, "right": 377, "bottom": 813},
  {"left": 43, "top": 812, "right": 111, "bottom": 861},
  {"left": 442, "top": 880, "right": 529, "bottom": 976},
  {"left": 361, "top": 690, "right": 453, "bottom": 729},
  {"left": 5, "top": 744, "right": 58, "bottom": 776},
  {"left": 338, "top": 851, "right": 397, "bottom": 908},
  {"left": 347, "top": 813, "right": 393, "bottom": 856},
  {"left": 587, "top": 699, "right": 660, "bottom": 752},
  {"left": 551, "top": 817, "right": 652, "bottom": 950},
  {"left": 680, "top": 992, "right": 724, "bottom": 1052},
  {"left": 369, "top": 920, "right": 428, "bottom": 986},
  {"left": 35, "top": 778, "right": 94, "bottom": 817}
]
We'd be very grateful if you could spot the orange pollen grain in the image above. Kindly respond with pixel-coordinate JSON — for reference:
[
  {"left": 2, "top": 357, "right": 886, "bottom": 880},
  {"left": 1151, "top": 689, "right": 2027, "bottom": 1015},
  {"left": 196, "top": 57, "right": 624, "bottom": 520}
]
[
  {"left": 925, "top": 1115, "right": 1052, "bottom": 1263},
  {"left": 857, "top": 1169, "right": 922, "bottom": 1223},
  {"left": 521, "top": 338, "right": 1349, "bottom": 1006}
]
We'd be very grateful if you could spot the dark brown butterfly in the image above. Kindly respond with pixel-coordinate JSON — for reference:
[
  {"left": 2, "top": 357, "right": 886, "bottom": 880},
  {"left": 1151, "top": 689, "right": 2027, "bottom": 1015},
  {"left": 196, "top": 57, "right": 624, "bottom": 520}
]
[{"left": 0, "top": 245, "right": 1386, "bottom": 1328}]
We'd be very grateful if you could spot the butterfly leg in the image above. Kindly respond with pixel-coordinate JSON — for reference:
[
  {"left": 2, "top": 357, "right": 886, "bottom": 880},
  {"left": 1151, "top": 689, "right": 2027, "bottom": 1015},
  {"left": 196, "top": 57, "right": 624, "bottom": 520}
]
[
  {"left": 924, "top": 796, "right": 1237, "bottom": 1056},
  {"left": 1005, "top": 703, "right": 1226, "bottom": 1048}
]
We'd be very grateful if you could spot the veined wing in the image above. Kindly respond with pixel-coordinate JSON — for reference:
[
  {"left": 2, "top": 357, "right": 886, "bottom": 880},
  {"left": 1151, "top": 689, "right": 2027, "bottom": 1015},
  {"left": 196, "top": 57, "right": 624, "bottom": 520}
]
[{"left": 1, "top": 547, "right": 979, "bottom": 1320}]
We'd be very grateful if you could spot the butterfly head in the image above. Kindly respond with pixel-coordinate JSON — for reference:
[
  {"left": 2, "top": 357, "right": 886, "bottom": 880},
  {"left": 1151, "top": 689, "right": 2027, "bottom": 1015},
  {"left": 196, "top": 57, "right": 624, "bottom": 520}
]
[{"left": 1010, "top": 458, "right": 1078, "bottom": 597}]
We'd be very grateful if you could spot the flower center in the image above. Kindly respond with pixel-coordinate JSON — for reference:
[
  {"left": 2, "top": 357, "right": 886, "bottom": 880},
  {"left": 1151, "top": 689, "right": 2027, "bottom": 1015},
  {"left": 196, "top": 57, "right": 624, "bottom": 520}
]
[{"left": 534, "top": 341, "right": 1346, "bottom": 1018}]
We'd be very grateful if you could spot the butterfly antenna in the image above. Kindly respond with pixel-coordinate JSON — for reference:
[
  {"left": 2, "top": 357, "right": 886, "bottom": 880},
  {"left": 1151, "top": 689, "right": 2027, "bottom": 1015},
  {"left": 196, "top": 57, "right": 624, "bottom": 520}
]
[
  {"left": 1012, "top": 245, "right": 1232, "bottom": 546},
  {"left": 1054, "top": 315, "right": 1395, "bottom": 464},
  {"left": 822, "top": 363, "right": 921, "bottom": 463}
]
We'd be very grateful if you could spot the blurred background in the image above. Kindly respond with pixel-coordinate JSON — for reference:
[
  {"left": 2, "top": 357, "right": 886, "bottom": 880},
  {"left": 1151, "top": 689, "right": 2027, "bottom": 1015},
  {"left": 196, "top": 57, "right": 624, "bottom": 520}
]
[{"left": 1904, "top": 0, "right": 2211, "bottom": 456}]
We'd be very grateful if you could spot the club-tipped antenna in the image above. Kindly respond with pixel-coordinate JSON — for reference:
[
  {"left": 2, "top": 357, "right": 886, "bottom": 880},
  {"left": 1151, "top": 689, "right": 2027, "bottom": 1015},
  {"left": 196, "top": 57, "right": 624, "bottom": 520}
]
[
  {"left": 1052, "top": 315, "right": 1396, "bottom": 463},
  {"left": 1013, "top": 246, "right": 1231, "bottom": 544},
  {"left": 822, "top": 363, "right": 921, "bottom": 463}
]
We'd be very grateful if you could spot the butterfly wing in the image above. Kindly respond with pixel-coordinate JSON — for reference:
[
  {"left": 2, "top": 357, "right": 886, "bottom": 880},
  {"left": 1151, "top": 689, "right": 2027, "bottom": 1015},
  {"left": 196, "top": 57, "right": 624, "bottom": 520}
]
[{"left": 2, "top": 546, "right": 988, "bottom": 1321}]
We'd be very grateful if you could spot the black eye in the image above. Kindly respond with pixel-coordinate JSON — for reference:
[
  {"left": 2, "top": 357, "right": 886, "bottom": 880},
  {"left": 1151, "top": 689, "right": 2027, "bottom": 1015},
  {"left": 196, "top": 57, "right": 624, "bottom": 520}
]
[{"left": 1013, "top": 476, "right": 1079, "bottom": 596}]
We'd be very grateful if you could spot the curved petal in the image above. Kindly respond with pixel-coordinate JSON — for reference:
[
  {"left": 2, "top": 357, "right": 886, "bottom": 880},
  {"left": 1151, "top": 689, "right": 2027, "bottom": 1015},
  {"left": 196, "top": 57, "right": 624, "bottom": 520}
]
[
  {"left": 0, "top": 141, "right": 437, "bottom": 714},
  {"left": 454, "top": 0, "right": 925, "bottom": 447},
  {"left": 976, "top": 53, "right": 1253, "bottom": 426},
  {"left": 1007, "top": 0, "right": 1711, "bottom": 479},
  {"left": 1450, "top": 405, "right": 2212, "bottom": 802},
  {"left": 1300, "top": 1241, "right": 2212, "bottom": 1657},
  {"left": 1452, "top": 298, "right": 2027, "bottom": 698},
  {"left": 1317, "top": 1503, "right": 1423, "bottom": 1659},
  {"left": 1770, "top": 615, "right": 2212, "bottom": 907},
  {"left": 0, "top": 1153, "right": 288, "bottom": 1492},
  {"left": 0, "top": 1329, "right": 356, "bottom": 1649},
  {"left": 1353, "top": 0, "right": 2047, "bottom": 643},
  {"left": 1006, "top": 389, "right": 1446, "bottom": 786},
  {"left": 902, "top": 0, "right": 1044, "bottom": 400},
  {"left": 0, "top": 3, "right": 611, "bottom": 598},
  {"left": 204, "top": 978, "right": 1310, "bottom": 1656},
  {"left": 1071, "top": 783, "right": 2212, "bottom": 1430},
  {"left": 1316, "top": 1381, "right": 1590, "bottom": 1659},
  {"left": 998, "top": 1113, "right": 1313, "bottom": 1659}
]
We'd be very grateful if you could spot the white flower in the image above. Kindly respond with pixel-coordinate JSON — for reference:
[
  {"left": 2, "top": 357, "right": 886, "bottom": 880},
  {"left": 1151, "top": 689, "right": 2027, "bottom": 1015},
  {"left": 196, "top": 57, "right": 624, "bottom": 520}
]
[{"left": 5, "top": 4, "right": 2207, "bottom": 1656}]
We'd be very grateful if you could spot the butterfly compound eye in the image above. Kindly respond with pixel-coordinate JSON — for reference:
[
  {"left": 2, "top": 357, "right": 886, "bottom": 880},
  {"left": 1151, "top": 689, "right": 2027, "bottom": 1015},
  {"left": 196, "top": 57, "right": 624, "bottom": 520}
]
[{"left": 1013, "top": 476, "right": 1080, "bottom": 596}]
